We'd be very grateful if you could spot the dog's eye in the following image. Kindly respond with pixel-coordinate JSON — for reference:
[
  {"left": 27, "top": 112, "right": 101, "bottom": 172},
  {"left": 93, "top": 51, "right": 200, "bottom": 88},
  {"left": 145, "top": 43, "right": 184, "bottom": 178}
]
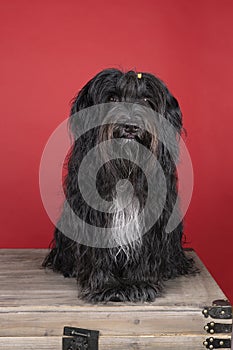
[
  {"left": 142, "top": 98, "right": 155, "bottom": 110},
  {"left": 141, "top": 98, "right": 149, "bottom": 104},
  {"left": 109, "top": 96, "right": 119, "bottom": 102}
]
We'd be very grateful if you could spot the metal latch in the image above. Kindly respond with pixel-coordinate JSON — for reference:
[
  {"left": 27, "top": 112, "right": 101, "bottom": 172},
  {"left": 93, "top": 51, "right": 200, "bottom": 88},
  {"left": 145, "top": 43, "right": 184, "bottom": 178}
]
[
  {"left": 204, "top": 322, "right": 232, "bottom": 334},
  {"left": 203, "top": 337, "right": 231, "bottom": 349},
  {"left": 202, "top": 299, "right": 232, "bottom": 319},
  {"left": 63, "top": 326, "right": 99, "bottom": 350}
]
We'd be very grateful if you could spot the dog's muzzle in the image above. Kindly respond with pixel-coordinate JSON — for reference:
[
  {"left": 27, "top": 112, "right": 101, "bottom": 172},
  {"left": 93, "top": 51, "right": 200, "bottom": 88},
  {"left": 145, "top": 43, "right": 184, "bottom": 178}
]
[{"left": 113, "top": 124, "right": 143, "bottom": 140}]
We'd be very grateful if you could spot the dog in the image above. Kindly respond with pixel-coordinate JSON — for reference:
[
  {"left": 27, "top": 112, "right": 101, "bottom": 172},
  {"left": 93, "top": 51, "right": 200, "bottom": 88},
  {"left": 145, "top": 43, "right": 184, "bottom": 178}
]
[{"left": 43, "top": 68, "right": 195, "bottom": 303}]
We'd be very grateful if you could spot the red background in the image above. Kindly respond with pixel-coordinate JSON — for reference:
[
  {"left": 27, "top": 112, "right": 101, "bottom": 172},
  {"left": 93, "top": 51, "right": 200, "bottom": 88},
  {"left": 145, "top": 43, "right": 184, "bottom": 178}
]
[{"left": 1, "top": 0, "right": 232, "bottom": 303}]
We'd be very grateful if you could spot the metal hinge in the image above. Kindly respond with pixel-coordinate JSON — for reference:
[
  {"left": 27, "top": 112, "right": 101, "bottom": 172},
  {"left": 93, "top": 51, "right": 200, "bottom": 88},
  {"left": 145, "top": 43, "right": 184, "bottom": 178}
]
[
  {"left": 203, "top": 337, "right": 231, "bottom": 349},
  {"left": 63, "top": 326, "right": 99, "bottom": 350},
  {"left": 202, "top": 299, "right": 232, "bottom": 319},
  {"left": 204, "top": 321, "right": 232, "bottom": 334}
]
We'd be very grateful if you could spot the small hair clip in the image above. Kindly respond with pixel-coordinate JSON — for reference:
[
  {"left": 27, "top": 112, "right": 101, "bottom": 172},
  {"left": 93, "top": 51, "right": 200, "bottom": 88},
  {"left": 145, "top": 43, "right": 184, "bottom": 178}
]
[{"left": 137, "top": 73, "right": 142, "bottom": 79}]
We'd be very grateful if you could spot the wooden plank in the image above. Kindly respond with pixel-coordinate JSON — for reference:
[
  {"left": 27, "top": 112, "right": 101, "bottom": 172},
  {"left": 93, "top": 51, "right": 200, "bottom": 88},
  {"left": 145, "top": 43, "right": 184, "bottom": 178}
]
[
  {"left": 0, "top": 335, "right": 213, "bottom": 350},
  {"left": 0, "top": 309, "right": 207, "bottom": 337}
]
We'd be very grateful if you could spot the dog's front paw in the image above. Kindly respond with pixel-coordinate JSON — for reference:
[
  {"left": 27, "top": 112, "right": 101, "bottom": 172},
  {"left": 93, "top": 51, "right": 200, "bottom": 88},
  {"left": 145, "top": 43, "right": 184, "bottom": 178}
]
[
  {"left": 83, "top": 283, "right": 160, "bottom": 303},
  {"left": 123, "top": 283, "right": 161, "bottom": 302},
  {"left": 90, "top": 288, "right": 127, "bottom": 303}
]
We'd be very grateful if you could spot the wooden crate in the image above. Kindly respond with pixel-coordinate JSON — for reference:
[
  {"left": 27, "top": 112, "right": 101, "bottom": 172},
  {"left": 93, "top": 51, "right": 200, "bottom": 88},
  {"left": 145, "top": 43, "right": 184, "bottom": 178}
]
[{"left": 0, "top": 249, "right": 232, "bottom": 349}]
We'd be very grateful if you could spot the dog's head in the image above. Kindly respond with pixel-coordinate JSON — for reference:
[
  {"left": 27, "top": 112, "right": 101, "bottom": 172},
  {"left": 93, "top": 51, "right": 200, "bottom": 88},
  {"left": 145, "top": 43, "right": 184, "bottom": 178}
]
[{"left": 69, "top": 69, "right": 183, "bottom": 151}]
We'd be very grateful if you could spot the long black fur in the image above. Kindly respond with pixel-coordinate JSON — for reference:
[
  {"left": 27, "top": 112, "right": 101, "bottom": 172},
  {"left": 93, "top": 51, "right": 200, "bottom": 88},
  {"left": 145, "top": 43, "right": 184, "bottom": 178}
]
[{"left": 43, "top": 68, "right": 195, "bottom": 303}]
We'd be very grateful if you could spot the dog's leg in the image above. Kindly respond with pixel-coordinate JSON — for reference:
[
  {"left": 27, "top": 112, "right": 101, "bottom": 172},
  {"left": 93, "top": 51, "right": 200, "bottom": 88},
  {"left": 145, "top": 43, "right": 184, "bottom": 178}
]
[
  {"left": 118, "top": 260, "right": 161, "bottom": 303},
  {"left": 77, "top": 245, "right": 161, "bottom": 303},
  {"left": 43, "top": 228, "right": 77, "bottom": 278}
]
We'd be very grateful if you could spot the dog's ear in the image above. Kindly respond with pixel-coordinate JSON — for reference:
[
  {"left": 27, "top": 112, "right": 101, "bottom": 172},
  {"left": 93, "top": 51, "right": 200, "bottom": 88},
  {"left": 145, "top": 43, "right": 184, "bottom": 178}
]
[
  {"left": 68, "top": 80, "right": 94, "bottom": 137},
  {"left": 70, "top": 79, "right": 95, "bottom": 115},
  {"left": 70, "top": 82, "right": 93, "bottom": 111},
  {"left": 162, "top": 84, "right": 183, "bottom": 136}
]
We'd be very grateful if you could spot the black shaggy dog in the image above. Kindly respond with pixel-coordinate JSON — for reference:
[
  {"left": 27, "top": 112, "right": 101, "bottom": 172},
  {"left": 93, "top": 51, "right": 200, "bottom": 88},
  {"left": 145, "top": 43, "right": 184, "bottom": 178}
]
[{"left": 43, "top": 68, "right": 195, "bottom": 302}]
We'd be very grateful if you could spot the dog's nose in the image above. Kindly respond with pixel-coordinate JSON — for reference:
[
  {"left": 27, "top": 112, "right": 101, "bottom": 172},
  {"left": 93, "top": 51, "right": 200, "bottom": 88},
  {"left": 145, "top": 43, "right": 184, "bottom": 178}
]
[{"left": 124, "top": 124, "right": 139, "bottom": 134}]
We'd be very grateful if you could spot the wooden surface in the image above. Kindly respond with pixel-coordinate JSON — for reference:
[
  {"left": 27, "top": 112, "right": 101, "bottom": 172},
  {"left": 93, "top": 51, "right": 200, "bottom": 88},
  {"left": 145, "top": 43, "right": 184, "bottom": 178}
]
[
  {"left": 0, "top": 249, "right": 231, "bottom": 349},
  {"left": 0, "top": 336, "right": 222, "bottom": 350}
]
